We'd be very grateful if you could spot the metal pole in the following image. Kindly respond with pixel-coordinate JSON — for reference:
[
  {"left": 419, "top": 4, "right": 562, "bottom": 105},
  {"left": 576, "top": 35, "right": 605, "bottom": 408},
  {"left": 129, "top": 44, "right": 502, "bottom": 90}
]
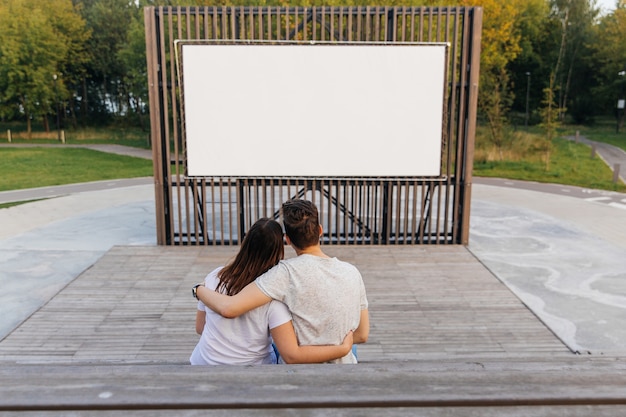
[
  {"left": 617, "top": 71, "right": 625, "bottom": 133},
  {"left": 525, "top": 72, "right": 531, "bottom": 128},
  {"left": 53, "top": 74, "right": 60, "bottom": 141}
]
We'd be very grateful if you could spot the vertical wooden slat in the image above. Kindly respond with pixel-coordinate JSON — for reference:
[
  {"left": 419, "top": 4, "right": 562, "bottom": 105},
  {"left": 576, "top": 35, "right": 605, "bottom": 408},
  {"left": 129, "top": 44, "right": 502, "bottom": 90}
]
[
  {"left": 400, "top": 6, "right": 406, "bottom": 42},
  {"left": 210, "top": 179, "right": 216, "bottom": 244},
  {"left": 230, "top": 7, "right": 236, "bottom": 40},
  {"left": 218, "top": 6, "right": 225, "bottom": 39},
  {"left": 333, "top": 180, "right": 339, "bottom": 244},
  {"left": 384, "top": 6, "right": 391, "bottom": 42},
  {"left": 360, "top": 181, "right": 367, "bottom": 244},
  {"left": 225, "top": 179, "right": 230, "bottom": 245},
  {"left": 144, "top": 7, "right": 166, "bottom": 245},
  {"left": 426, "top": 182, "right": 433, "bottom": 240},
  {"left": 410, "top": 181, "right": 418, "bottom": 244},
  {"left": 278, "top": 179, "right": 284, "bottom": 221},
  {"left": 203, "top": 7, "right": 209, "bottom": 39},
  {"left": 393, "top": 180, "right": 400, "bottom": 244},
  {"left": 418, "top": 181, "right": 427, "bottom": 243},
  {"left": 442, "top": 9, "right": 459, "bottom": 240},
  {"left": 452, "top": 8, "right": 471, "bottom": 243},
  {"left": 238, "top": 6, "right": 244, "bottom": 40},
  {"left": 355, "top": 6, "right": 361, "bottom": 41},
  {"left": 256, "top": 179, "right": 260, "bottom": 228},
  {"left": 211, "top": 6, "right": 217, "bottom": 39},
  {"left": 323, "top": 179, "right": 330, "bottom": 244},
  {"left": 410, "top": 8, "right": 415, "bottom": 42},
  {"left": 267, "top": 7, "right": 272, "bottom": 41},
  {"left": 284, "top": 7, "right": 290, "bottom": 40},
  {"left": 186, "top": 8, "right": 191, "bottom": 40},
  {"left": 364, "top": 6, "right": 370, "bottom": 41},
  {"left": 460, "top": 7, "right": 482, "bottom": 245},
  {"left": 165, "top": 8, "right": 178, "bottom": 244},
  {"left": 172, "top": 8, "right": 191, "bottom": 244},
  {"left": 192, "top": 181, "right": 200, "bottom": 244},
  {"left": 402, "top": 180, "right": 409, "bottom": 243},
  {"left": 339, "top": 8, "right": 344, "bottom": 42},
  {"left": 257, "top": 6, "right": 263, "bottom": 40},
  {"left": 311, "top": 8, "right": 316, "bottom": 40},
  {"left": 276, "top": 8, "right": 281, "bottom": 41},
  {"left": 267, "top": 179, "right": 273, "bottom": 222},
  {"left": 384, "top": 183, "right": 391, "bottom": 244},
  {"left": 323, "top": 8, "right": 329, "bottom": 41}
]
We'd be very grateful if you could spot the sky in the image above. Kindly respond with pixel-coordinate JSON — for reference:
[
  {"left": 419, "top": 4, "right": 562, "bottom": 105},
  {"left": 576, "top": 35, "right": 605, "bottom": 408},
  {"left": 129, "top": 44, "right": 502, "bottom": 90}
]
[{"left": 596, "top": 0, "right": 617, "bottom": 14}]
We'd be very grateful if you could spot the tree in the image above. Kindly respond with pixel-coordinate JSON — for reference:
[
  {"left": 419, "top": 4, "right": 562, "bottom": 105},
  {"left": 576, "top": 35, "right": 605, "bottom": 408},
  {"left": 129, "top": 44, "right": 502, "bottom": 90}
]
[
  {"left": 507, "top": 0, "right": 550, "bottom": 122},
  {"left": 458, "top": 0, "right": 527, "bottom": 156},
  {"left": 77, "top": 0, "right": 134, "bottom": 123},
  {"left": 539, "top": 73, "right": 561, "bottom": 170},
  {"left": 549, "top": 0, "right": 599, "bottom": 121},
  {"left": 118, "top": 4, "right": 149, "bottom": 130},
  {"left": 589, "top": 2, "right": 626, "bottom": 120},
  {"left": 0, "top": 0, "right": 89, "bottom": 135}
]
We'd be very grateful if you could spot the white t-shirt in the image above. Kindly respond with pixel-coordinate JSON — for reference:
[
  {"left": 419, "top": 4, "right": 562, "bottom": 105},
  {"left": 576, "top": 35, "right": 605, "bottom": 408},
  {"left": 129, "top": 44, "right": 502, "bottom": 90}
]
[
  {"left": 256, "top": 254, "right": 368, "bottom": 364},
  {"left": 190, "top": 267, "right": 292, "bottom": 365}
]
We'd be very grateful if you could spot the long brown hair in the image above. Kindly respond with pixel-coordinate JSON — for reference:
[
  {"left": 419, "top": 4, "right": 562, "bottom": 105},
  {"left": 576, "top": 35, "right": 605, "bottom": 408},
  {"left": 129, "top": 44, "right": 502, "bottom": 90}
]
[{"left": 216, "top": 218, "right": 284, "bottom": 296}]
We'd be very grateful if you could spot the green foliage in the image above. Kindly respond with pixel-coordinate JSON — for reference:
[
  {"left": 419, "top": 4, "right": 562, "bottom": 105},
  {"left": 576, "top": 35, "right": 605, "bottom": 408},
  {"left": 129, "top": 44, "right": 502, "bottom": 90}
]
[
  {"left": 539, "top": 73, "right": 561, "bottom": 170},
  {"left": 0, "top": 0, "right": 90, "bottom": 134},
  {"left": 117, "top": 11, "right": 148, "bottom": 130},
  {"left": 0, "top": 148, "right": 153, "bottom": 192},
  {"left": 473, "top": 136, "right": 626, "bottom": 192}
]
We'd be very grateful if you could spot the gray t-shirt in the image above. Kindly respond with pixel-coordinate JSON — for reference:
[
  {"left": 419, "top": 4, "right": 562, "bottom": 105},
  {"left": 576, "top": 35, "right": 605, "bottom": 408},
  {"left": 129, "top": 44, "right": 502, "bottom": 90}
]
[{"left": 255, "top": 254, "right": 368, "bottom": 364}]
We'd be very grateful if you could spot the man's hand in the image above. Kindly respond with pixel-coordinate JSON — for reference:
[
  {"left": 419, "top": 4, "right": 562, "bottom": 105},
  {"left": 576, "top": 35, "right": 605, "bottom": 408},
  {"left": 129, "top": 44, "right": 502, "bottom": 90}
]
[{"left": 196, "top": 282, "right": 272, "bottom": 318}]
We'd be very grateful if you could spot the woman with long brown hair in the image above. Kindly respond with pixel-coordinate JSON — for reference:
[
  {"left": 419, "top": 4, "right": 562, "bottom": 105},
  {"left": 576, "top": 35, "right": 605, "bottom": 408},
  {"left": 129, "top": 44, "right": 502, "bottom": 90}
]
[{"left": 190, "top": 218, "right": 352, "bottom": 365}]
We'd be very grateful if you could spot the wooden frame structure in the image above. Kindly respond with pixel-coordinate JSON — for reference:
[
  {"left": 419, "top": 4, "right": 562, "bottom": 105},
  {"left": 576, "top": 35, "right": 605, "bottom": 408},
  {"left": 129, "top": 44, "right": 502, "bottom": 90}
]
[{"left": 144, "top": 6, "right": 482, "bottom": 246}]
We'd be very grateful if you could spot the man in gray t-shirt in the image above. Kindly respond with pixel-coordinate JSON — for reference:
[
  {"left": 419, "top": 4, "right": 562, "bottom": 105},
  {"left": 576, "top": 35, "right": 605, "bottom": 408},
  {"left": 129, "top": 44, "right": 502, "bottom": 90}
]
[{"left": 196, "top": 199, "right": 369, "bottom": 364}]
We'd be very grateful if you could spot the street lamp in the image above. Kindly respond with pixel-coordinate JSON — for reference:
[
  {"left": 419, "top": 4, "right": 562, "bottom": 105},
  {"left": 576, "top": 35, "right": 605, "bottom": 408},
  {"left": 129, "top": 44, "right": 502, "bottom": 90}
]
[
  {"left": 525, "top": 72, "right": 531, "bottom": 129},
  {"left": 617, "top": 70, "right": 625, "bottom": 133},
  {"left": 52, "top": 74, "right": 60, "bottom": 141}
]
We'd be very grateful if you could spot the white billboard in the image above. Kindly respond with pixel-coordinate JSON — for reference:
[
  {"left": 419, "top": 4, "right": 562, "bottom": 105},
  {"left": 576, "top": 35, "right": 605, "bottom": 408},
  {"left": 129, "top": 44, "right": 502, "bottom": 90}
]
[{"left": 178, "top": 42, "right": 448, "bottom": 177}]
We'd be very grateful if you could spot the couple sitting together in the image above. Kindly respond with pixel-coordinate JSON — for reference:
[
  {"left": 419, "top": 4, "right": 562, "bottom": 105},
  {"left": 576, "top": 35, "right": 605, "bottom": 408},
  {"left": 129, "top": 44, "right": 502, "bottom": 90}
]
[{"left": 190, "top": 199, "right": 369, "bottom": 365}]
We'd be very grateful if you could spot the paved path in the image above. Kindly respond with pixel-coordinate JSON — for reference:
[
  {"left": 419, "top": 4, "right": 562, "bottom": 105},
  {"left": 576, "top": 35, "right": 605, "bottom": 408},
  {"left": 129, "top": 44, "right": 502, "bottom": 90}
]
[{"left": 565, "top": 134, "right": 626, "bottom": 184}]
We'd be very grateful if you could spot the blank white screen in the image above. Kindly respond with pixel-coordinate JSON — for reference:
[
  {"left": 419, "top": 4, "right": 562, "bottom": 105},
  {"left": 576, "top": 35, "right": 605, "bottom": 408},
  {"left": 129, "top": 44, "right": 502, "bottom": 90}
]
[{"left": 180, "top": 43, "right": 447, "bottom": 177}]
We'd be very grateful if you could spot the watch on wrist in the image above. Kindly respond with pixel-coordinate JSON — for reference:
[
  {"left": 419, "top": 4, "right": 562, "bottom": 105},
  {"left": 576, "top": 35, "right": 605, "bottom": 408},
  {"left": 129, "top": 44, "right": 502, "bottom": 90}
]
[{"left": 192, "top": 283, "right": 204, "bottom": 299}]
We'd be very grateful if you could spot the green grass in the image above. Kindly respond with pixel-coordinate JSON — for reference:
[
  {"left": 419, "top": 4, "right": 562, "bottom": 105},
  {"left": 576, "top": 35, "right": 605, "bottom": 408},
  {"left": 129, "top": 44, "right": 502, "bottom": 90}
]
[
  {"left": 1, "top": 120, "right": 624, "bottom": 199},
  {"left": 562, "top": 117, "right": 626, "bottom": 152},
  {"left": 0, "top": 148, "right": 153, "bottom": 192},
  {"left": 0, "top": 122, "right": 151, "bottom": 149},
  {"left": 474, "top": 136, "right": 626, "bottom": 192}
]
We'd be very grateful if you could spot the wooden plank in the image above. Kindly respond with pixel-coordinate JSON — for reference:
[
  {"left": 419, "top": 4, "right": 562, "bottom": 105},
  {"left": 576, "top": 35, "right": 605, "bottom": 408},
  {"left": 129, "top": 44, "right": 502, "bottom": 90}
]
[
  {"left": 1, "top": 359, "right": 625, "bottom": 412},
  {"left": 0, "top": 246, "right": 570, "bottom": 364}
]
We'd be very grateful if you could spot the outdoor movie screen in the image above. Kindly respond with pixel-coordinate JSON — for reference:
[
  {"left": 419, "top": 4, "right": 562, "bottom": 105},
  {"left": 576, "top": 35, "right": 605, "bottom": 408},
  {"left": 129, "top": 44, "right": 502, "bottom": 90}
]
[{"left": 178, "top": 41, "right": 448, "bottom": 177}]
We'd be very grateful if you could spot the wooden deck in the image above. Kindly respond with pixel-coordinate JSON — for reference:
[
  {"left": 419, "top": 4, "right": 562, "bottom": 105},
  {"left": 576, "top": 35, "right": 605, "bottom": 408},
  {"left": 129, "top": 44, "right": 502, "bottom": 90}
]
[{"left": 1, "top": 245, "right": 624, "bottom": 415}]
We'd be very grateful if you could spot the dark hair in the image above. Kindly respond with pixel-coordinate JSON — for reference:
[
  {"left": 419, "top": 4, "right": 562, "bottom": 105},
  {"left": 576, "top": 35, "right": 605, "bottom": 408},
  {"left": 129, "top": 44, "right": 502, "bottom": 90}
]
[
  {"left": 217, "top": 218, "right": 284, "bottom": 296},
  {"left": 282, "top": 199, "right": 320, "bottom": 250}
]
